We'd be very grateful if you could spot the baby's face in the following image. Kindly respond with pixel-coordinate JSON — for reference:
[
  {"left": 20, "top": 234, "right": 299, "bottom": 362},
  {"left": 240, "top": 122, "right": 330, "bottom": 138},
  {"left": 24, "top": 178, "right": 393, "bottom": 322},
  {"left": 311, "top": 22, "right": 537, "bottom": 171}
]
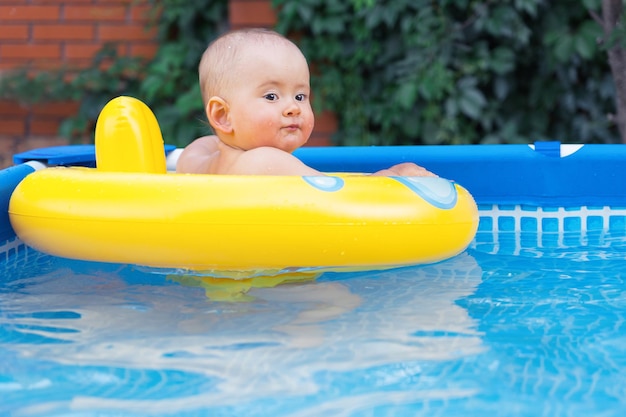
[{"left": 223, "top": 41, "right": 315, "bottom": 153}]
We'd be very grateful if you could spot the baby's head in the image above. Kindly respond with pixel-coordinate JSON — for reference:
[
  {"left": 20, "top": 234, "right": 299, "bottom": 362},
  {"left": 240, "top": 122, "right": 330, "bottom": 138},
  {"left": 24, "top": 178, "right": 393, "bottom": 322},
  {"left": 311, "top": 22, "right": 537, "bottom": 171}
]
[
  {"left": 199, "top": 29, "right": 305, "bottom": 107},
  {"left": 197, "top": 29, "right": 314, "bottom": 152}
]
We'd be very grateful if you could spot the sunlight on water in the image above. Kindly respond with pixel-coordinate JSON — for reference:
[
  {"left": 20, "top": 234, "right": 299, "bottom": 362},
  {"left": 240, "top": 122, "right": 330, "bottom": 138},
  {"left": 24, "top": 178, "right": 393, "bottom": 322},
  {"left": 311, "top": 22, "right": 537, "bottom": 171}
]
[{"left": 2, "top": 231, "right": 626, "bottom": 416}]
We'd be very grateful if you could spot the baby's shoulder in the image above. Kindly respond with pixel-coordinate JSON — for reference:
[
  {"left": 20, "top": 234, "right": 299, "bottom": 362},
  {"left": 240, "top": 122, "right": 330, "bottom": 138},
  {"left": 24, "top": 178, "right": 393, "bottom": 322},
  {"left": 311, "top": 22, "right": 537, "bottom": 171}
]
[
  {"left": 235, "top": 147, "right": 319, "bottom": 175},
  {"left": 234, "top": 147, "right": 292, "bottom": 172}
]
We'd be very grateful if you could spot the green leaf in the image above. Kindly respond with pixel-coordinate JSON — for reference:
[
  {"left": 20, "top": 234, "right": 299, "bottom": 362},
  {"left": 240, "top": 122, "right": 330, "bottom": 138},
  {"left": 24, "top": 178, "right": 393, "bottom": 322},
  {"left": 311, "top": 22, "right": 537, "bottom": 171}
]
[
  {"left": 458, "top": 88, "right": 486, "bottom": 120},
  {"left": 575, "top": 21, "right": 601, "bottom": 59},
  {"left": 175, "top": 87, "right": 203, "bottom": 115},
  {"left": 554, "top": 35, "right": 575, "bottom": 62},
  {"left": 490, "top": 47, "right": 516, "bottom": 74},
  {"left": 493, "top": 76, "right": 510, "bottom": 100},
  {"left": 395, "top": 83, "right": 419, "bottom": 110},
  {"left": 417, "top": 62, "right": 454, "bottom": 101}
]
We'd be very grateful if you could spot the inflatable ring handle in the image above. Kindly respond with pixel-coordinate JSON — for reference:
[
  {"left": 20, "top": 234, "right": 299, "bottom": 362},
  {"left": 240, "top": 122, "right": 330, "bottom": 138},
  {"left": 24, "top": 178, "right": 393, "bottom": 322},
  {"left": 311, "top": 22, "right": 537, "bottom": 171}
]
[{"left": 95, "top": 96, "right": 166, "bottom": 173}]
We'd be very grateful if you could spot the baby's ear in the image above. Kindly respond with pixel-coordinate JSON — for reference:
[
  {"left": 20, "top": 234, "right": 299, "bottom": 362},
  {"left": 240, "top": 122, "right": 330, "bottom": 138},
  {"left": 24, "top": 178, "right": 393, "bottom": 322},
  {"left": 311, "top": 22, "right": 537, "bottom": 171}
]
[{"left": 206, "top": 97, "right": 232, "bottom": 134}]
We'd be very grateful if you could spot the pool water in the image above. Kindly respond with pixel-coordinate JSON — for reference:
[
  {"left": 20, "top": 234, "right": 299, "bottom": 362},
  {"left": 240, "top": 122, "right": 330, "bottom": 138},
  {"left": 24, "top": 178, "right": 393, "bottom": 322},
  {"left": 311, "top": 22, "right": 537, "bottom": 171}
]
[{"left": 2, "top": 216, "right": 626, "bottom": 416}]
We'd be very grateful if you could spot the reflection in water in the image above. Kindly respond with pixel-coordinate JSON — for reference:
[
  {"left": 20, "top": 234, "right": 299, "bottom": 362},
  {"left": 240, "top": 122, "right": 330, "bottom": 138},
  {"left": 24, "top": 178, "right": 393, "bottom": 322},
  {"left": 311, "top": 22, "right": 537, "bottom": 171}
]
[
  {"left": 0, "top": 251, "right": 483, "bottom": 416},
  {"left": 170, "top": 271, "right": 320, "bottom": 302}
]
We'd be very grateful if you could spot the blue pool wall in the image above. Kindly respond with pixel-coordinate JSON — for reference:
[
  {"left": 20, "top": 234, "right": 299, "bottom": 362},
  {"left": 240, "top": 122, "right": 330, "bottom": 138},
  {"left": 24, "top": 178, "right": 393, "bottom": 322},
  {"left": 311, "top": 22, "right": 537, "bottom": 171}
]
[
  {"left": 296, "top": 142, "right": 626, "bottom": 207},
  {"left": 2, "top": 142, "right": 626, "bottom": 247},
  {"left": 0, "top": 164, "right": 36, "bottom": 243}
]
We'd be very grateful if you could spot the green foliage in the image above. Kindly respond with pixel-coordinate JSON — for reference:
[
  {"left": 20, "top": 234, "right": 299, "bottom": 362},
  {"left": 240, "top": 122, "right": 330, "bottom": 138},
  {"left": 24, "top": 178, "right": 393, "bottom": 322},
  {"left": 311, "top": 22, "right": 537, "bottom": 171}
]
[
  {"left": 0, "top": 0, "right": 227, "bottom": 146},
  {"left": 0, "top": 0, "right": 622, "bottom": 146},
  {"left": 274, "top": 0, "right": 620, "bottom": 145}
]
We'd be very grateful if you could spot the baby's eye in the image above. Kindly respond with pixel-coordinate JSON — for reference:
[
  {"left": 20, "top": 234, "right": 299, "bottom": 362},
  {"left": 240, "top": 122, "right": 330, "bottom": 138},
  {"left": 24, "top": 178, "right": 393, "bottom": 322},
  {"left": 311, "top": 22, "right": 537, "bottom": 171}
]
[
  {"left": 295, "top": 94, "right": 306, "bottom": 102},
  {"left": 264, "top": 93, "right": 278, "bottom": 101}
]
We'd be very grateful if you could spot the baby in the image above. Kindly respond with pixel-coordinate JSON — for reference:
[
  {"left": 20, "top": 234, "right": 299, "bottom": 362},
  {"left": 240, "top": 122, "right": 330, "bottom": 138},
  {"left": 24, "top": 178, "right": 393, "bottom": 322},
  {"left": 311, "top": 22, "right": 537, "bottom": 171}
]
[{"left": 176, "top": 28, "right": 435, "bottom": 177}]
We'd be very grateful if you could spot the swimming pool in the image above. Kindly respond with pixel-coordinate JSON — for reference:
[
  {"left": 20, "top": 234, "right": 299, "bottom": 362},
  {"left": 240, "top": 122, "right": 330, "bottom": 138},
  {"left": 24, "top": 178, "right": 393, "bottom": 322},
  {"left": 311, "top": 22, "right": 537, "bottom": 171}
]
[{"left": 2, "top": 143, "right": 626, "bottom": 416}]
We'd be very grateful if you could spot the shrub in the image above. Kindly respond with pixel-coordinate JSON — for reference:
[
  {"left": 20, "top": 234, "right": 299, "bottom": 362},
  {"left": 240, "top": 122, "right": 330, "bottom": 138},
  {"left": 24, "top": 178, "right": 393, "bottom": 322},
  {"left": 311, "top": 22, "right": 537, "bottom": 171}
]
[{"left": 274, "top": 0, "right": 620, "bottom": 145}]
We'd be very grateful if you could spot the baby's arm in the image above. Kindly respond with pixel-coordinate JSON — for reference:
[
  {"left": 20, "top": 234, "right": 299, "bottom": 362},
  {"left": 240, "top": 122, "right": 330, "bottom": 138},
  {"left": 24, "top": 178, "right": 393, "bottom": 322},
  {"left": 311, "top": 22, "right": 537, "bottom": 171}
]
[
  {"left": 177, "top": 137, "right": 435, "bottom": 177},
  {"left": 234, "top": 153, "right": 436, "bottom": 177}
]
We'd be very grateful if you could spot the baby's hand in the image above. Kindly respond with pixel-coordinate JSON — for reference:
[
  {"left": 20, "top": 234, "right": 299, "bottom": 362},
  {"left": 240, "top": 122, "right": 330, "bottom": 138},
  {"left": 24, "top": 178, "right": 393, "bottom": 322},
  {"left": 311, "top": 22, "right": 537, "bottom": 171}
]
[
  {"left": 388, "top": 162, "right": 437, "bottom": 177},
  {"left": 373, "top": 162, "right": 437, "bottom": 177}
]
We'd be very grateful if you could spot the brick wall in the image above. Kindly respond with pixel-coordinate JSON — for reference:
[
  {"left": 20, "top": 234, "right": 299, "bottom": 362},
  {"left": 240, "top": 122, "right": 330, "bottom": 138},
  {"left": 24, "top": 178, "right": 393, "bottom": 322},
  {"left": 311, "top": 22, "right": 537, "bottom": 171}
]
[
  {"left": 0, "top": 0, "right": 334, "bottom": 168},
  {"left": 0, "top": 0, "right": 158, "bottom": 168}
]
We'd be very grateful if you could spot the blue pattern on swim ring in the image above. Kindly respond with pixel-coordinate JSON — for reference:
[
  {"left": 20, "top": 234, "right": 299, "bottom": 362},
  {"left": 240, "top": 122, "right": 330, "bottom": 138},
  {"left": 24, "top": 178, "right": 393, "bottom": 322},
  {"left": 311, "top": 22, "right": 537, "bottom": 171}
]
[
  {"left": 393, "top": 177, "right": 458, "bottom": 209},
  {"left": 302, "top": 176, "right": 344, "bottom": 192}
]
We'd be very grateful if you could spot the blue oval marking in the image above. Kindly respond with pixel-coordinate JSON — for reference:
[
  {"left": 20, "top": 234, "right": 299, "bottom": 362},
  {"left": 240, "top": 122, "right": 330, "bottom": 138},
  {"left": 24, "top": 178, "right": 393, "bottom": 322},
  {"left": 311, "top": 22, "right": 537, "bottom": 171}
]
[
  {"left": 302, "top": 176, "right": 344, "bottom": 192},
  {"left": 393, "top": 177, "right": 458, "bottom": 209}
]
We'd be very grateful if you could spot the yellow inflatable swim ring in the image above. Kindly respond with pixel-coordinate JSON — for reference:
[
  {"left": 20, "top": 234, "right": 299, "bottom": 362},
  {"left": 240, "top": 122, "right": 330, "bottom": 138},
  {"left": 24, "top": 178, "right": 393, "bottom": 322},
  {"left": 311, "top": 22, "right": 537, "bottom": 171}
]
[{"left": 9, "top": 96, "right": 479, "bottom": 277}]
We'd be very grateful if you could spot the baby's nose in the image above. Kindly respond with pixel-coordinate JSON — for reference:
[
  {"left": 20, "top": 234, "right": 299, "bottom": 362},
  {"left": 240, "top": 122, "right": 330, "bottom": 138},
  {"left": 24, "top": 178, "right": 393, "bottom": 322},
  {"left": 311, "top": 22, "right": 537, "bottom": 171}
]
[{"left": 284, "top": 99, "right": 301, "bottom": 116}]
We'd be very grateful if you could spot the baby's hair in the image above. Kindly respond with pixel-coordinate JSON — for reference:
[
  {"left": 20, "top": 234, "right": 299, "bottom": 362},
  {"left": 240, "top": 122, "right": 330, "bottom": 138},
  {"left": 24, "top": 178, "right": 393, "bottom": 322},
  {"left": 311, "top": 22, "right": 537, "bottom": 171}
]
[{"left": 198, "top": 28, "right": 297, "bottom": 105}]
